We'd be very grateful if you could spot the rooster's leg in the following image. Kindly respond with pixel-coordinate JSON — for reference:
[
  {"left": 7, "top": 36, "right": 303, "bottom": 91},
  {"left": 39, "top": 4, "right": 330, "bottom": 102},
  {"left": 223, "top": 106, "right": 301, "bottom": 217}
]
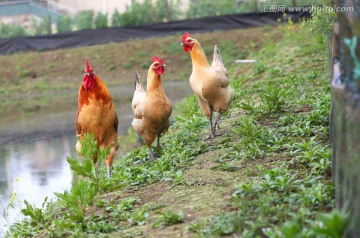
[
  {"left": 148, "top": 147, "right": 155, "bottom": 160},
  {"left": 205, "top": 118, "right": 216, "bottom": 141},
  {"left": 107, "top": 167, "right": 112, "bottom": 178},
  {"left": 213, "top": 113, "right": 222, "bottom": 131},
  {"left": 156, "top": 134, "right": 161, "bottom": 149},
  {"left": 105, "top": 147, "right": 116, "bottom": 178}
]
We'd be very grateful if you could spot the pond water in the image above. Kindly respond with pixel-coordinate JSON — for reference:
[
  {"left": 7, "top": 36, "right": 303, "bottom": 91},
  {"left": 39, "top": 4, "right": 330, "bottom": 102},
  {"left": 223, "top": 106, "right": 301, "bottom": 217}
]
[{"left": 0, "top": 81, "right": 192, "bottom": 235}]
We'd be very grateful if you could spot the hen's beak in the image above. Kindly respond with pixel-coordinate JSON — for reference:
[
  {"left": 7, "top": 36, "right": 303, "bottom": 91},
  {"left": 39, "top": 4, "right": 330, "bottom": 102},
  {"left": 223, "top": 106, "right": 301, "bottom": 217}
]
[
  {"left": 180, "top": 42, "right": 184, "bottom": 46},
  {"left": 162, "top": 64, "right": 166, "bottom": 67}
]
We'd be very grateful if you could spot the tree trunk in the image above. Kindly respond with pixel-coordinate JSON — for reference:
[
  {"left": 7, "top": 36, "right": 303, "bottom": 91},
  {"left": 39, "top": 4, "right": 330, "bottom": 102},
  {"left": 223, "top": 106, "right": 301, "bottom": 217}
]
[
  {"left": 254, "top": 0, "right": 258, "bottom": 12},
  {"left": 292, "top": 0, "right": 296, "bottom": 6}
]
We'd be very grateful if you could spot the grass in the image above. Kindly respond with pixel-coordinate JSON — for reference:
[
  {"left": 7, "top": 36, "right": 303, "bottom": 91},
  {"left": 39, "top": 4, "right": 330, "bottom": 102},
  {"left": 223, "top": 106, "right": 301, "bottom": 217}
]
[
  {"left": 0, "top": 27, "right": 275, "bottom": 95},
  {"left": 4, "top": 22, "right": 347, "bottom": 237}
]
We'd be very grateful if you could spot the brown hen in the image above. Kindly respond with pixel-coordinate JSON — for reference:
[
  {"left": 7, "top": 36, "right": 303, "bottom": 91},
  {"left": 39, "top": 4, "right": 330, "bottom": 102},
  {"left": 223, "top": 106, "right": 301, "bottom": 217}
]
[
  {"left": 181, "top": 32, "right": 233, "bottom": 139},
  {"left": 131, "top": 57, "right": 172, "bottom": 159}
]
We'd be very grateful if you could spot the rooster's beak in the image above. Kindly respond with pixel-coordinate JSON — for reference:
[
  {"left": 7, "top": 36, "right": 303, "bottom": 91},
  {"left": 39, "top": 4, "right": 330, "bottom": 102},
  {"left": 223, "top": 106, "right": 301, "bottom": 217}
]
[
  {"left": 180, "top": 42, "right": 184, "bottom": 46},
  {"left": 162, "top": 64, "right": 166, "bottom": 67}
]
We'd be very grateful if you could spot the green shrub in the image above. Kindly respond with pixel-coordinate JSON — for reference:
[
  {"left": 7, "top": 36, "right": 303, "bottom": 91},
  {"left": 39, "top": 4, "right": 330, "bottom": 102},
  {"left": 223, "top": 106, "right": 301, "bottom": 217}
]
[
  {"left": 264, "top": 0, "right": 325, "bottom": 7},
  {"left": 186, "top": 0, "right": 238, "bottom": 19},
  {"left": 95, "top": 12, "right": 108, "bottom": 29},
  {"left": 119, "top": 0, "right": 181, "bottom": 26},
  {"left": 56, "top": 15, "right": 72, "bottom": 33},
  {"left": 74, "top": 10, "right": 94, "bottom": 30},
  {"left": 43, "top": 15, "right": 52, "bottom": 35},
  {"left": 30, "top": 15, "right": 52, "bottom": 35},
  {"left": 111, "top": 9, "right": 122, "bottom": 26},
  {"left": 0, "top": 24, "right": 27, "bottom": 38},
  {"left": 303, "top": 6, "right": 336, "bottom": 36},
  {"left": 152, "top": 0, "right": 182, "bottom": 22},
  {"left": 121, "top": 0, "right": 153, "bottom": 26}
]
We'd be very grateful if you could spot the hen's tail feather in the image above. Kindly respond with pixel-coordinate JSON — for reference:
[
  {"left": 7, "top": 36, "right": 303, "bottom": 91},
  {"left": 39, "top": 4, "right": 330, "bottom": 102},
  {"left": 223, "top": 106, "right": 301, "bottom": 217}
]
[
  {"left": 136, "top": 71, "right": 141, "bottom": 83},
  {"left": 213, "top": 45, "right": 224, "bottom": 65},
  {"left": 212, "top": 45, "right": 227, "bottom": 75},
  {"left": 135, "top": 71, "right": 141, "bottom": 90}
]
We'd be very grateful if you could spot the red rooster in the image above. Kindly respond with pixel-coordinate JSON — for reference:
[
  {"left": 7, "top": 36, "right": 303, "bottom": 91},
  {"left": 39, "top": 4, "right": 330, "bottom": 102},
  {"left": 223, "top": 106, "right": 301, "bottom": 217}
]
[{"left": 75, "top": 58, "right": 119, "bottom": 177}]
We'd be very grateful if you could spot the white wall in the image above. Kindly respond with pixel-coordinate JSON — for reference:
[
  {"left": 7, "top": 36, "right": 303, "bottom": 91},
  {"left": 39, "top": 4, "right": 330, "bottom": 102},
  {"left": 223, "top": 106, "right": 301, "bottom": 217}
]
[{"left": 57, "top": 0, "right": 190, "bottom": 15}]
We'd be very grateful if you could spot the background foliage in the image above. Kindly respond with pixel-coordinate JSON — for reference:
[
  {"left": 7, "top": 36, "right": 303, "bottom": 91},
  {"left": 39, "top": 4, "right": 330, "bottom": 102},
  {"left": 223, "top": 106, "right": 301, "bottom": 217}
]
[{"left": 0, "top": 0, "right": 328, "bottom": 38}]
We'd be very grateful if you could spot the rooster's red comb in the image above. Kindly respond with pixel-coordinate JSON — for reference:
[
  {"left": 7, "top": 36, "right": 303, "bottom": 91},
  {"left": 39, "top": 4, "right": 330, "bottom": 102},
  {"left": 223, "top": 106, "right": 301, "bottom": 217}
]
[
  {"left": 152, "top": 56, "right": 164, "bottom": 64},
  {"left": 182, "top": 32, "right": 191, "bottom": 42},
  {"left": 85, "top": 58, "right": 92, "bottom": 72}
]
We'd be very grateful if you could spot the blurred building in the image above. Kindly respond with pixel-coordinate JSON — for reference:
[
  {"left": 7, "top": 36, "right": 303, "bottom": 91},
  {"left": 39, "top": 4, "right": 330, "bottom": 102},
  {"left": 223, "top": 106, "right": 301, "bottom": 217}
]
[
  {"left": 0, "top": 0, "right": 190, "bottom": 26},
  {"left": 0, "top": 0, "right": 134, "bottom": 17}
]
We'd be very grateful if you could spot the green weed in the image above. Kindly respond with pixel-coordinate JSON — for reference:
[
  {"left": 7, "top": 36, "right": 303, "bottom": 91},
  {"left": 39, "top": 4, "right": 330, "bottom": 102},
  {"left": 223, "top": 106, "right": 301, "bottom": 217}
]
[
  {"left": 153, "top": 210, "right": 185, "bottom": 228},
  {"left": 55, "top": 179, "right": 98, "bottom": 223},
  {"left": 254, "top": 63, "right": 267, "bottom": 75},
  {"left": 105, "top": 197, "right": 138, "bottom": 221},
  {"left": 86, "top": 220, "right": 117, "bottom": 234},
  {"left": 130, "top": 208, "right": 149, "bottom": 226},
  {"left": 20, "top": 198, "right": 51, "bottom": 228},
  {"left": 260, "top": 86, "right": 286, "bottom": 116},
  {"left": 311, "top": 209, "right": 350, "bottom": 238},
  {"left": 106, "top": 61, "right": 116, "bottom": 71},
  {"left": 66, "top": 133, "right": 120, "bottom": 193}
]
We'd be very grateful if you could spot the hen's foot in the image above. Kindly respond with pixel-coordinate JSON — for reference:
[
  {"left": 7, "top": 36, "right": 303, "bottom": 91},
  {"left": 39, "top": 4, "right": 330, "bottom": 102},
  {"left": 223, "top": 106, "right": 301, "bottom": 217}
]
[
  {"left": 107, "top": 167, "right": 112, "bottom": 178},
  {"left": 204, "top": 132, "right": 216, "bottom": 141},
  {"left": 212, "top": 113, "right": 222, "bottom": 131}
]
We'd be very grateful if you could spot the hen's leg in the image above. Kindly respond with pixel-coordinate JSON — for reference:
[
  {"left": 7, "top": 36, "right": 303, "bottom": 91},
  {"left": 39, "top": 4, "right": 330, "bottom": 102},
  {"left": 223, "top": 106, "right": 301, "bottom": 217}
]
[
  {"left": 205, "top": 116, "right": 216, "bottom": 141},
  {"left": 213, "top": 113, "right": 222, "bottom": 131},
  {"left": 196, "top": 96, "right": 215, "bottom": 141}
]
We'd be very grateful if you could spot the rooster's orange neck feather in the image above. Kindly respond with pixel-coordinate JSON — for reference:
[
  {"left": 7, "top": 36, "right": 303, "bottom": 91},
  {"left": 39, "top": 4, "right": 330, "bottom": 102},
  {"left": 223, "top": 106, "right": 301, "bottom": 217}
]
[{"left": 78, "top": 75, "right": 112, "bottom": 111}]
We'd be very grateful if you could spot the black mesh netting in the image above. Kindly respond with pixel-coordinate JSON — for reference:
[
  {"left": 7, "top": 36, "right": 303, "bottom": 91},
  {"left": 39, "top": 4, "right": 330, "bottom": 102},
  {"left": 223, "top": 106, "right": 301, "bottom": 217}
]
[{"left": 0, "top": 11, "right": 309, "bottom": 55}]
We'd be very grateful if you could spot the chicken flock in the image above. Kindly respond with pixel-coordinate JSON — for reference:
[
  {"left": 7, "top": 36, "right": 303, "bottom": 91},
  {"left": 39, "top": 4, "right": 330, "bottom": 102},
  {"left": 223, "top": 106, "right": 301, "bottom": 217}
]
[{"left": 75, "top": 32, "right": 233, "bottom": 176}]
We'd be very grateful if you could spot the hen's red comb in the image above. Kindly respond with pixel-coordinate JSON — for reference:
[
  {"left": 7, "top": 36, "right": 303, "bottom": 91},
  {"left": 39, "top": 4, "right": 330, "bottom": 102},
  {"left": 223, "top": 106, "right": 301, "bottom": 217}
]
[
  {"left": 152, "top": 56, "right": 164, "bottom": 64},
  {"left": 85, "top": 58, "right": 92, "bottom": 72},
  {"left": 182, "top": 32, "right": 191, "bottom": 42}
]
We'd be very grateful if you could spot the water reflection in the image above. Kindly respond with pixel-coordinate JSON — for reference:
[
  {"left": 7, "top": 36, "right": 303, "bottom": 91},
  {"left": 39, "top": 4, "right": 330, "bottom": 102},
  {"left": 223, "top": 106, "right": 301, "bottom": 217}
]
[{"left": 0, "top": 136, "right": 76, "bottom": 234}]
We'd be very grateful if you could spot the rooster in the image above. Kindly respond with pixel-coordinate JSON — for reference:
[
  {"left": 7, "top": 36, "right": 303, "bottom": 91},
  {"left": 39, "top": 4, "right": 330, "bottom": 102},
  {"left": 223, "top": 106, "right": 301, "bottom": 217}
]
[
  {"left": 181, "top": 32, "right": 233, "bottom": 139},
  {"left": 131, "top": 57, "right": 172, "bottom": 159},
  {"left": 75, "top": 58, "right": 119, "bottom": 177}
]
